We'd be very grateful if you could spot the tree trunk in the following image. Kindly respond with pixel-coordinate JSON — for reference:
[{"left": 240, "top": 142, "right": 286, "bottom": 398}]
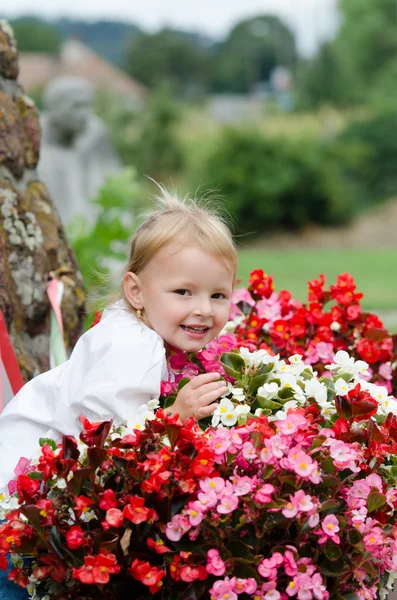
[{"left": 0, "top": 20, "right": 85, "bottom": 383}]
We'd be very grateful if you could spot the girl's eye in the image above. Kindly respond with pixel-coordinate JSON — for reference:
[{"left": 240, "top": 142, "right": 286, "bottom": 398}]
[
  {"left": 212, "top": 293, "right": 226, "bottom": 300},
  {"left": 174, "top": 289, "right": 190, "bottom": 296}
]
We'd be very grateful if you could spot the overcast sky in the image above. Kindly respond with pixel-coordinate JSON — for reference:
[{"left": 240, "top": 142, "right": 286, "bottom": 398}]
[{"left": 4, "top": 0, "right": 340, "bottom": 56}]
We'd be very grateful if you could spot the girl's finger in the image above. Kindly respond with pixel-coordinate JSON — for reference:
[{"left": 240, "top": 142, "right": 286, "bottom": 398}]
[
  {"left": 196, "top": 381, "right": 227, "bottom": 399},
  {"left": 198, "top": 386, "right": 227, "bottom": 407},
  {"left": 187, "top": 372, "right": 222, "bottom": 390},
  {"left": 196, "top": 402, "right": 218, "bottom": 420}
]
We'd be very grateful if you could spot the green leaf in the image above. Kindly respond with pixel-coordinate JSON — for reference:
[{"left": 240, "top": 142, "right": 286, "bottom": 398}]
[
  {"left": 27, "top": 471, "right": 44, "bottom": 481},
  {"left": 319, "top": 499, "right": 341, "bottom": 513},
  {"left": 278, "top": 387, "right": 295, "bottom": 401},
  {"left": 367, "top": 491, "right": 386, "bottom": 513},
  {"left": 348, "top": 528, "right": 363, "bottom": 545},
  {"left": 177, "top": 378, "right": 191, "bottom": 391},
  {"left": 262, "top": 465, "right": 275, "bottom": 479},
  {"left": 324, "top": 542, "right": 342, "bottom": 561},
  {"left": 232, "top": 563, "right": 260, "bottom": 583},
  {"left": 319, "top": 557, "right": 344, "bottom": 576},
  {"left": 39, "top": 437, "right": 57, "bottom": 451},
  {"left": 227, "top": 540, "right": 254, "bottom": 561},
  {"left": 247, "top": 374, "right": 269, "bottom": 397},
  {"left": 221, "top": 351, "right": 246, "bottom": 379},
  {"left": 256, "top": 396, "right": 282, "bottom": 410},
  {"left": 48, "top": 526, "right": 65, "bottom": 559},
  {"left": 164, "top": 395, "right": 176, "bottom": 409},
  {"left": 317, "top": 475, "right": 340, "bottom": 489}
]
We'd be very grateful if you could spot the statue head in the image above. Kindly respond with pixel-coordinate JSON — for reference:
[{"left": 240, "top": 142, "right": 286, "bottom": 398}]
[{"left": 43, "top": 76, "right": 95, "bottom": 137}]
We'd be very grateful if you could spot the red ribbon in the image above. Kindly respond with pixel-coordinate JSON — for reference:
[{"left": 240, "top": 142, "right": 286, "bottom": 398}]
[{"left": 0, "top": 309, "right": 24, "bottom": 412}]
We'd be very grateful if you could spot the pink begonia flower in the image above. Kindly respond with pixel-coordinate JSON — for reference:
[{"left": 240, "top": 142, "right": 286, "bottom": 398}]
[
  {"left": 264, "top": 590, "right": 281, "bottom": 600},
  {"left": 315, "top": 342, "right": 335, "bottom": 363},
  {"left": 350, "top": 480, "right": 371, "bottom": 500},
  {"left": 268, "top": 435, "right": 289, "bottom": 459},
  {"left": 316, "top": 514, "right": 340, "bottom": 544},
  {"left": 185, "top": 501, "right": 205, "bottom": 527},
  {"left": 284, "top": 550, "right": 298, "bottom": 577},
  {"left": 286, "top": 579, "right": 299, "bottom": 597},
  {"left": 8, "top": 456, "right": 33, "bottom": 495},
  {"left": 363, "top": 527, "right": 384, "bottom": 551},
  {"left": 365, "top": 473, "right": 383, "bottom": 491},
  {"left": 233, "top": 578, "right": 257, "bottom": 595},
  {"left": 294, "top": 490, "right": 315, "bottom": 512},
  {"left": 210, "top": 435, "right": 232, "bottom": 456},
  {"left": 206, "top": 548, "right": 226, "bottom": 577},
  {"left": 356, "top": 586, "right": 377, "bottom": 600},
  {"left": 209, "top": 577, "right": 238, "bottom": 600},
  {"left": 160, "top": 380, "right": 175, "bottom": 396},
  {"left": 276, "top": 413, "right": 307, "bottom": 436},
  {"left": 283, "top": 500, "right": 299, "bottom": 519},
  {"left": 200, "top": 477, "right": 225, "bottom": 494},
  {"left": 254, "top": 484, "right": 275, "bottom": 504},
  {"left": 311, "top": 572, "right": 329, "bottom": 600},
  {"left": 242, "top": 441, "right": 257, "bottom": 460},
  {"left": 231, "top": 288, "right": 255, "bottom": 306},
  {"left": 288, "top": 450, "right": 315, "bottom": 478},
  {"left": 180, "top": 362, "right": 201, "bottom": 379},
  {"left": 258, "top": 553, "right": 283, "bottom": 579},
  {"left": 379, "top": 362, "right": 393, "bottom": 380},
  {"left": 165, "top": 514, "right": 190, "bottom": 542},
  {"left": 308, "top": 513, "right": 320, "bottom": 528},
  {"left": 217, "top": 493, "right": 239, "bottom": 514},
  {"left": 260, "top": 446, "right": 274, "bottom": 464},
  {"left": 169, "top": 350, "right": 188, "bottom": 370},
  {"left": 304, "top": 343, "right": 319, "bottom": 365},
  {"left": 296, "top": 573, "right": 314, "bottom": 600},
  {"left": 197, "top": 490, "right": 218, "bottom": 510},
  {"left": 232, "top": 474, "right": 255, "bottom": 496}
]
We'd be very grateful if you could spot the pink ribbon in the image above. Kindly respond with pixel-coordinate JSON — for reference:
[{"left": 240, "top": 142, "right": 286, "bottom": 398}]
[{"left": 0, "top": 309, "right": 24, "bottom": 413}]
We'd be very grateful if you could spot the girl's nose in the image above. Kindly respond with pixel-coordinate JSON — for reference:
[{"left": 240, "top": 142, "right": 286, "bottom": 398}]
[{"left": 193, "top": 299, "right": 214, "bottom": 318}]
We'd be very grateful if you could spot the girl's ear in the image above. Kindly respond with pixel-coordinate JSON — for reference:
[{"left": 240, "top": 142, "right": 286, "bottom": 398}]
[{"left": 123, "top": 272, "right": 143, "bottom": 310}]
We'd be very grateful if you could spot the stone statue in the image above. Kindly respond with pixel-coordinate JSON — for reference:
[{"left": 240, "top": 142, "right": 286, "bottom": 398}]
[
  {"left": 38, "top": 76, "right": 121, "bottom": 226},
  {"left": 0, "top": 21, "right": 85, "bottom": 392}
]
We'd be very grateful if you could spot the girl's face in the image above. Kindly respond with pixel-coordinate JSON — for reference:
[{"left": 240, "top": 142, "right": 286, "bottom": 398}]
[{"left": 124, "top": 244, "right": 234, "bottom": 353}]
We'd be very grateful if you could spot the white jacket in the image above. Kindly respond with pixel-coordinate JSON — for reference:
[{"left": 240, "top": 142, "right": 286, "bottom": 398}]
[{"left": 0, "top": 301, "right": 166, "bottom": 491}]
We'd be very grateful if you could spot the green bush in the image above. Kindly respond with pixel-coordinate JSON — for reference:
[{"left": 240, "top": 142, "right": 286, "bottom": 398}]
[
  {"left": 196, "top": 128, "right": 357, "bottom": 236},
  {"left": 339, "top": 109, "right": 397, "bottom": 203}
]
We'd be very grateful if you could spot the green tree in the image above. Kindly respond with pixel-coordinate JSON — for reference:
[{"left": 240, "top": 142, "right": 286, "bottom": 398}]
[
  {"left": 336, "top": 0, "right": 397, "bottom": 88},
  {"left": 211, "top": 15, "right": 297, "bottom": 93},
  {"left": 10, "top": 17, "right": 62, "bottom": 54},
  {"left": 296, "top": 42, "right": 359, "bottom": 109},
  {"left": 124, "top": 28, "right": 210, "bottom": 96}
]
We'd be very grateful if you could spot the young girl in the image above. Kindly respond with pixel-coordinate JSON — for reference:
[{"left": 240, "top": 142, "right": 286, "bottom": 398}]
[{"left": 0, "top": 189, "right": 237, "bottom": 493}]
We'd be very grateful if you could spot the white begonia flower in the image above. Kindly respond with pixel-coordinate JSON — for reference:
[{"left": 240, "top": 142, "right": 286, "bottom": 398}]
[
  {"left": 325, "top": 350, "right": 355, "bottom": 371},
  {"left": 79, "top": 509, "right": 97, "bottom": 523},
  {"left": 235, "top": 404, "right": 251, "bottom": 417},
  {"left": 257, "top": 382, "right": 279, "bottom": 400},
  {"left": 352, "top": 360, "right": 370, "bottom": 379},
  {"left": 334, "top": 377, "right": 352, "bottom": 396},
  {"left": 229, "top": 386, "right": 246, "bottom": 402},
  {"left": 305, "top": 379, "right": 327, "bottom": 404},
  {"left": 147, "top": 398, "right": 160, "bottom": 410},
  {"left": 239, "top": 347, "right": 275, "bottom": 368},
  {"left": 212, "top": 398, "right": 237, "bottom": 427},
  {"left": 127, "top": 414, "right": 147, "bottom": 431},
  {"left": 330, "top": 321, "right": 341, "bottom": 332},
  {"left": 378, "top": 398, "right": 397, "bottom": 416},
  {"left": 287, "top": 354, "right": 306, "bottom": 376},
  {"left": 272, "top": 400, "right": 298, "bottom": 421},
  {"left": 0, "top": 492, "right": 19, "bottom": 520},
  {"left": 319, "top": 403, "right": 337, "bottom": 418},
  {"left": 221, "top": 315, "right": 245, "bottom": 334}
]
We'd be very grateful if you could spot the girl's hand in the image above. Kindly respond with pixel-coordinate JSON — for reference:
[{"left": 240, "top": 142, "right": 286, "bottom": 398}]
[{"left": 169, "top": 372, "right": 227, "bottom": 423}]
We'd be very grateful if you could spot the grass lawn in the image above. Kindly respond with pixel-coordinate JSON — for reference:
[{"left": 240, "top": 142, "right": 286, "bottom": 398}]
[{"left": 238, "top": 249, "right": 397, "bottom": 329}]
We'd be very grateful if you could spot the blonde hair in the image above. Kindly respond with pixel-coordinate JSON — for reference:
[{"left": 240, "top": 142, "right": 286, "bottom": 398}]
[{"left": 113, "top": 187, "right": 238, "bottom": 310}]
